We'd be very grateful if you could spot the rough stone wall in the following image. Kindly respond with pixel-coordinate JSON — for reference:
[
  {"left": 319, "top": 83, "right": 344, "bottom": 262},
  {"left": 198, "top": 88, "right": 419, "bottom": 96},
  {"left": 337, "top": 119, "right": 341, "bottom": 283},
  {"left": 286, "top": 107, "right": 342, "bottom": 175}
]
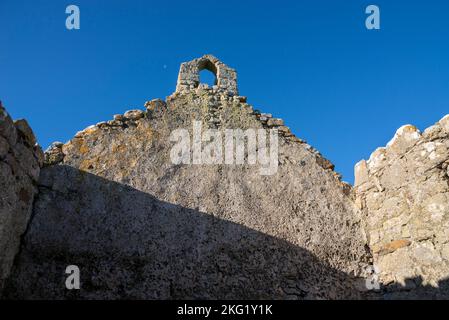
[
  {"left": 176, "top": 54, "right": 238, "bottom": 96},
  {"left": 5, "top": 65, "right": 370, "bottom": 299},
  {"left": 0, "top": 103, "right": 43, "bottom": 292},
  {"left": 355, "top": 116, "right": 449, "bottom": 297}
]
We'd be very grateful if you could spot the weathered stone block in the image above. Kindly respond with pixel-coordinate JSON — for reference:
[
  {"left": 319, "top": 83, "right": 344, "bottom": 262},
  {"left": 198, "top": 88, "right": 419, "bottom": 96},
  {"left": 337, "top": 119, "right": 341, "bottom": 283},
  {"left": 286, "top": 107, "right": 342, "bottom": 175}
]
[{"left": 124, "top": 109, "right": 144, "bottom": 121}]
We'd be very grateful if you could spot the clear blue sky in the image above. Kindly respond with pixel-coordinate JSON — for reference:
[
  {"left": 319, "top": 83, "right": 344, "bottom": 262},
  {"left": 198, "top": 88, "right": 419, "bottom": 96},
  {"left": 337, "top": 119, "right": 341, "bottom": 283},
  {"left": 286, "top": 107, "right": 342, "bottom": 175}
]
[{"left": 1, "top": 0, "right": 449, "bottom": 183}]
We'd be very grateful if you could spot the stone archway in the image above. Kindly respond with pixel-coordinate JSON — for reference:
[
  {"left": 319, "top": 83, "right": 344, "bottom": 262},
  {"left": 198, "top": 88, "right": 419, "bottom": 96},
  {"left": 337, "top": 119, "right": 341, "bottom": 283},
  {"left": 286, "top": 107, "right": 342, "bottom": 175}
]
[
  {"left": 176, "top": 54, "right": 238, "bottom": 96},
  {"left": 198, "top": 58, "right": 218, "bottom": 87}
]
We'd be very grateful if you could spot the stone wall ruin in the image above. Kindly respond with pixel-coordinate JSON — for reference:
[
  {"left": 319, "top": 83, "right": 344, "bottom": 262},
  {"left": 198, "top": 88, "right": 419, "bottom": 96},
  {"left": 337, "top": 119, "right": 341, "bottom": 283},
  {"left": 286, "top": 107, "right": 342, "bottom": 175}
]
[
  {"left": 355, "top": 116, "right": 449, "bottom": 298},
  {"left": 2, "top": 55, "right": 449, "bottom": 299}
]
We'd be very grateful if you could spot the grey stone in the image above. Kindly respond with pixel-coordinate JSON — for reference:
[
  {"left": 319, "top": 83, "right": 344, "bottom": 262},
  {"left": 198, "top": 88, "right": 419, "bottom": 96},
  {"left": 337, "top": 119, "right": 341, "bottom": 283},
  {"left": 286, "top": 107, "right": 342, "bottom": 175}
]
[
  {"left": 145, "top": 98, "right": 166, "bottom": 111},
  {"left": 0, "top": 104, "right": 42, "bottom": 293},
  {"left": 44, "top": 142, "right": 64, "bottom": 166},
  {"left": 0, "top": 135, "right": 9, "bottom": 158},
  {"left": 0, "top": 106, "right": 17, "bottom": 146},
  {"left": 267, "top": 118, "right": 284, "bottom": 127},
  {"left": 124, "top": 110, "right": 144, "bottom": 121},
  {"left": 14, "top": 119, "right": 36, "bottom": 147},
  {"left": 113, "top": 114, "right": 124, "bottom": 121}
]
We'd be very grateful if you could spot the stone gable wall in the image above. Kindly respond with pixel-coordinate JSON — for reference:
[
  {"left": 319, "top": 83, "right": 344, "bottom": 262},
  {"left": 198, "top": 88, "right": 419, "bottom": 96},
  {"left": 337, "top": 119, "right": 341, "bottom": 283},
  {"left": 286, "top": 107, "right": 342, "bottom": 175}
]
[{"left": 3, "top": 55, "right": 449, "bottom": 299}]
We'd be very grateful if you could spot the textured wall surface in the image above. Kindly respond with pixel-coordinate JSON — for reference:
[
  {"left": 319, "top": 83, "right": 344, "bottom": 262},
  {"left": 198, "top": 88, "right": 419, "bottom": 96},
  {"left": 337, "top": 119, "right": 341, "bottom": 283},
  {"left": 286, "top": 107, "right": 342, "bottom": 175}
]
[
  {"left": 4, "top": 81, "right": 370, "bottom": 299},
  {"left": 355, "top": 116, "right": 449, "bottom": 298},
  {"left": 0, "top": 103, "right": 43, "bottom": 292}
]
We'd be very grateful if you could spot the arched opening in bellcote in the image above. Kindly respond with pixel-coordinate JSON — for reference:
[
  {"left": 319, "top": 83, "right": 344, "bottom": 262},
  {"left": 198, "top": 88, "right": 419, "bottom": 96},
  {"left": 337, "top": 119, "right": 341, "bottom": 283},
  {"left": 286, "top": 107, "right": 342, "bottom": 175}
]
[{"left": 198, "top": 58, "right": 218, "bottom": 87}]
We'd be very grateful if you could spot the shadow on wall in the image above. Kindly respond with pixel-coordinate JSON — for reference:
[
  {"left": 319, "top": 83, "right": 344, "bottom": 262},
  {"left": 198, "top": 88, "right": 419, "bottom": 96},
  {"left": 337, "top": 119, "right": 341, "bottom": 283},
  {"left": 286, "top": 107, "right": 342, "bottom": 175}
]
[
  {"left": 3, "top": 165, "right": 449, "bottom": 300},
  {"left": 3, "top": 165, "right": 364, "bottom": 300},
  {"left": 378, "top": 276, "right": 449, "bottom": 300}
]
